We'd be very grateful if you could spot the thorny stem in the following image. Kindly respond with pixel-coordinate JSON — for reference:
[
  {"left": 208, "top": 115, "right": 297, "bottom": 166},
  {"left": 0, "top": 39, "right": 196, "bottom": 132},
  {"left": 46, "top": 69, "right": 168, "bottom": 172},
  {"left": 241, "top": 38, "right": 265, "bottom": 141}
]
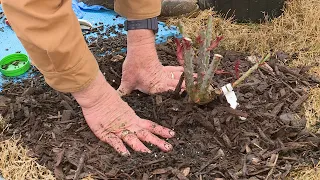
[
  {"left": 204, "top": 16, "right": 213, "bottom": 67},
  {"left": 232, "top": 53, "right": 271, "bottom": 88},
  {"left": 197, "top": 30, "right": 207, "bottom": 86},
  {"left": 199, "top": 54, "right": 223, "bottom": 97},
  {"left": 177, "top": 15, "right": 271, "bottom": 105},
  {"left": 197, "top": 16, "right": 214, "bottom": 86},
  {"left": 177, "top": 20, "right": 185, "bottom": 37},
  {"left": 177, "top": 16, "right": 225, "bottom": 104},
  {"left": 181, "top": 38, "right": 195, "bottom": 99}
]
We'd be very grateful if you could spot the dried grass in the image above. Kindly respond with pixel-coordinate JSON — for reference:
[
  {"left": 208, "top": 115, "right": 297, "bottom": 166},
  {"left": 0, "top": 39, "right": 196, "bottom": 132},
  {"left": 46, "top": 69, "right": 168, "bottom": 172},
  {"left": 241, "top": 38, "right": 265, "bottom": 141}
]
[
  {"left": 288, "top": 162, "right": 320, "bottom": 180},
  {"left": 0, "top": 137, "right": 96, "bottom": 179},
  {"left": 303, "top": 87, "right": 320, "bottom": 131},
  {"left": 166, "top": 0, "right": 320, "bottom": 67},
  {"left": 0, "top": 138, "right": 55, "bottom": 180},
  {"left": 0, "top": 115, "right": 6, "bottom": 131}
]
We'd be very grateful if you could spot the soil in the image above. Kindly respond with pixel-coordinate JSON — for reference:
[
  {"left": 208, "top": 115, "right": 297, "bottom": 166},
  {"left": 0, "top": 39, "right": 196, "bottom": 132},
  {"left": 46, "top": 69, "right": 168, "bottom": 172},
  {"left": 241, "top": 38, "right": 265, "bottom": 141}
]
[{"left": 1, "top": 24, "right": 320, "bottom": 180}]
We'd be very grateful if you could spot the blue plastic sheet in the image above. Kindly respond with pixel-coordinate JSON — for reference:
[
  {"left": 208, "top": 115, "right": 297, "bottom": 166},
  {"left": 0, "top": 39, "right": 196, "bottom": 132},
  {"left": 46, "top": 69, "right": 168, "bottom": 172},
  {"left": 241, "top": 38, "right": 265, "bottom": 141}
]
[
  {"left": 72, "top": 0, "right": 111, "bottom": 19},
  {"left": 0, "top": 2, "right": 181, "bottom": 90}
]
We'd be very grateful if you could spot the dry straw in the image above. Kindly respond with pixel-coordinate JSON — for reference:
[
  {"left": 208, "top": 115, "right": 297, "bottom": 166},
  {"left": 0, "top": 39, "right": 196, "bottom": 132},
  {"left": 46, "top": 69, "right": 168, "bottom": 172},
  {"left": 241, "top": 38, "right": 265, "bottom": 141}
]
[
  {"left": 0, "top": 138, "right": 55, "bottom": 180},
  {"left": 288, "top": 162, "right": 320, "bottom": 180},
  {"left": 167, "top": 0, "right": 320, "bottom": 68}
]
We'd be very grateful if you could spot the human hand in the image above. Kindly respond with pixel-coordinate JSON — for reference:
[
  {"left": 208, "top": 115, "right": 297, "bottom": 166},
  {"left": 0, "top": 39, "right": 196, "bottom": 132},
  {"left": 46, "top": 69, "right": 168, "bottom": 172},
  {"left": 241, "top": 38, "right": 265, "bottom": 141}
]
[
  {"left": 117, "top": 29, "right": 186, "bottom": 96},
  {"left": 72, "top": 71, "right": 175, "bottom": 155}
]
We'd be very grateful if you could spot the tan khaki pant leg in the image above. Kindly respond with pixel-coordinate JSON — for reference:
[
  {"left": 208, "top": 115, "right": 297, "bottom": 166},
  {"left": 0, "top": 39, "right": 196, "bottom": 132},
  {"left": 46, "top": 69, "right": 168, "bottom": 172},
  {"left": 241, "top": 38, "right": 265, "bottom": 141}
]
[
  {"left": 2, "top": 0, "right": 99, "bottom": 93},
  {"left": 114, "top": 0, "right": 162, "bottom": 19}
]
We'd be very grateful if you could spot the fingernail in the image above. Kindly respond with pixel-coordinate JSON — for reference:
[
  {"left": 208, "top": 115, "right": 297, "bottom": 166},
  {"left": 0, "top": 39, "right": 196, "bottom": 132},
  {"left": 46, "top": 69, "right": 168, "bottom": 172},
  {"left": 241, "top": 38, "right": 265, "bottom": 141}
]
[
  {"left": 164, "top": 143, "right": 173, "bottom": 150},
  {"left": 169, "top": 130, "right": 175, "bottom": 137},
  {"left": 141, "top": 148, "right": 152, "bottom": 153},
  {"left": 121, "top": 151, "right": 130, "bottom": 156}
]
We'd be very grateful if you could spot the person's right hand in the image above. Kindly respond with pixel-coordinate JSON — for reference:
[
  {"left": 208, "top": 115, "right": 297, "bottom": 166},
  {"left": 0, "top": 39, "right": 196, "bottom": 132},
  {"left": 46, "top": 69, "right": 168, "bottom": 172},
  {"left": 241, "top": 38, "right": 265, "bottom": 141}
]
[{"left": 72, "top": 71, "right": 175, "bottom": 156}]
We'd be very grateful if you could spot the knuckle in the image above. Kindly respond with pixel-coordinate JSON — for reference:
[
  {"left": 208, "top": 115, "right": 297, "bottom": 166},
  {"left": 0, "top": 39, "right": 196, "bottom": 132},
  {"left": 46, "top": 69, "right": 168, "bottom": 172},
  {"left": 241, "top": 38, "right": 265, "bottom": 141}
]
[{"left": 138, "top": 130, "right": 150, "bottom": 140}]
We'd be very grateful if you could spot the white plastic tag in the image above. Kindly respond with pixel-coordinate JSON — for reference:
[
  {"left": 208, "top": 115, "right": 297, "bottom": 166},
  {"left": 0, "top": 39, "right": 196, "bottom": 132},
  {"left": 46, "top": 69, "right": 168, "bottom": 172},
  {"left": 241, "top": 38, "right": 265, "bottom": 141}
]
[
  {"left": 221, "top": 83, "right": 247, "bottom": 120},
  {"left": 221, "top": 83, "right": 238, "bottom": 109}
]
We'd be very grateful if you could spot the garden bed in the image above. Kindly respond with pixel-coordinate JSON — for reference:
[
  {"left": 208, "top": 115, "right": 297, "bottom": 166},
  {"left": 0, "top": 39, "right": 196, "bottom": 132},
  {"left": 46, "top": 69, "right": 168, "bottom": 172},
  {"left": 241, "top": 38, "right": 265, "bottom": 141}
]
[{"left": 0, "top": 27, "right": 319, "bottom": 180}]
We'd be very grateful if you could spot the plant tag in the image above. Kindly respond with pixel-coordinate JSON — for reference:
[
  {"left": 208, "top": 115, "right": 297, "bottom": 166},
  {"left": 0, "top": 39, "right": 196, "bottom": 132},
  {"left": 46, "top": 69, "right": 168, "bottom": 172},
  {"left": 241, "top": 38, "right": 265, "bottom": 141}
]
[
  {"left": 221, "top": 83, "right": 238, "bottom": 109},
  {"left": 221, "top": 83, "right": 247, "bottom": 120}
]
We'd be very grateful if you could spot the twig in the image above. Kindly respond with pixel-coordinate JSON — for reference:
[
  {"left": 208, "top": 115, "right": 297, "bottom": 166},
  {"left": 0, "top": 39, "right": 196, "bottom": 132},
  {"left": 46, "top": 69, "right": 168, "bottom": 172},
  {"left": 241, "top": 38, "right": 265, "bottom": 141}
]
[
  {"left": 290, "top": 93, "right": 309, "bottom": 111},
  {"left": 280, "top": 79, "right": 301, "bottom": 97},
  {"left": 277, "top": 64, "right": 302, "bottom": 78},
  {"left": 173, "top": 72, "right": 185, "bottom": 99},
  {"left": 73, "top": 153, "right": 86, "bottom": 180},
  {"left": 265, "top": 154, "right": 279, "bottom": 180},
  {"left": 262, "top": 147, "right": 289, "bottom": 159},
  {"left": 257, "top": 127, "right": 275, "bottom": 146},
  {"left": 242, "top": 155, "right": 248, "bottom": 177},
  {"left": 109, "top": 67, "right": 121, "bottom": 78},
  {"left": 232, "top": 53, "right": 271, "bottom": 89}
]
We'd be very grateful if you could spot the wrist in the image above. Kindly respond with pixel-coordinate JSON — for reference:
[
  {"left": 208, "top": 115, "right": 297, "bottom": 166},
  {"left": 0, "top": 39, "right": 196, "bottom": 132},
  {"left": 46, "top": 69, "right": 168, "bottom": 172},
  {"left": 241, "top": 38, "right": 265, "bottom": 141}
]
[
  {"left": 127, "top": 29, "right": 155, "bottom": 47},
  {"left": 72, "top": 71, "right": 120, "bottom": 109}
]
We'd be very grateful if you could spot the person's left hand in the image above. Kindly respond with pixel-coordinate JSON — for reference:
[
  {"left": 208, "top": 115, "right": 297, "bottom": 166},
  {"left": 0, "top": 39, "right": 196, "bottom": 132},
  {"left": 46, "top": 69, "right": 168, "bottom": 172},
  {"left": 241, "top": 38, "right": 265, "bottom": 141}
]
[
  {"left": 117, "top": 30, "right": 185, "bottom": 96},
  {"left": 118, "top": 58, "right": 185, "bottom": 96}
]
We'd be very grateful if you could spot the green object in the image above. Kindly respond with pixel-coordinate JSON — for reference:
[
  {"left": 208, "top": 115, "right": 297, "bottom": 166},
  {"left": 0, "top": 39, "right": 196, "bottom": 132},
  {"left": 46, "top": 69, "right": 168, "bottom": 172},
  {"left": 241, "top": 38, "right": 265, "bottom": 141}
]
[{"left": 0, "top": 53, "right": 31, "bottom": 77}]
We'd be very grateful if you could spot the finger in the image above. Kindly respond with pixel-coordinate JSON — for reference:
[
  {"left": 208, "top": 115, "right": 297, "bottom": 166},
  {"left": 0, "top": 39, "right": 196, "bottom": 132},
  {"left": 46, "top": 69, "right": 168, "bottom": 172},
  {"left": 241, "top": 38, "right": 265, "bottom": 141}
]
[
  {"left": 164, "top": 66, "right": 184, "bottom": 72},
  {"left": 172, "top": 71, "right": 183, "bottom": 80},
  {"left": 119, "top": 132, "right": 151, "bottom": 153},
  {"left": 101, "top": 133, "right": 130, "bottom": 156},
  {"left": 136, "top": 129, "right": 173, "bottom": 152},
  {"left": 171, "top": 72, "right": 198, "bottom": 81},
  {"left": 117, "top": 82, "right": 134, "bottom": 96},
  {"left": 149, "top": 84, "right": 176, "bottom": 94},
  {"left": 168, "top": 79, "right": 186, "bottom": 90},
  {"left": 140, "top": 119, "right": 175, "bottom": 139}
]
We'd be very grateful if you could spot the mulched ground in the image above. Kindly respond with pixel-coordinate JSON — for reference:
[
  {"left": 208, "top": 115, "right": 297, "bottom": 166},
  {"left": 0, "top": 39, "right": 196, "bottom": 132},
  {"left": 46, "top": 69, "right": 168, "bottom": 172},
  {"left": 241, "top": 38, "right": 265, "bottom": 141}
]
[{"left": 1, "top": 24, "right": 320, "bottom": 180}]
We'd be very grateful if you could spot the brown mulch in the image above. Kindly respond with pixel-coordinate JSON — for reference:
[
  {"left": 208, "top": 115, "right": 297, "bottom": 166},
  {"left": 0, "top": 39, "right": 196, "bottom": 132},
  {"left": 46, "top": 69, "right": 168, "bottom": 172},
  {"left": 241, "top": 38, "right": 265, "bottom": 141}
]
[{"left": 0, "top": 24, "right": 320, "bottom": 180}]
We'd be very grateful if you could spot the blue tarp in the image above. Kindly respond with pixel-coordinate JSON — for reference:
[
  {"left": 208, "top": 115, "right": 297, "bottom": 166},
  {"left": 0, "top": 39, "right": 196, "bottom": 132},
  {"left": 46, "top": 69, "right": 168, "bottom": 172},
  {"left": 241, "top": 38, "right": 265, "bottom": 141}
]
[{"left": 0, "top": 1, "right": 181, "bottom": 90}]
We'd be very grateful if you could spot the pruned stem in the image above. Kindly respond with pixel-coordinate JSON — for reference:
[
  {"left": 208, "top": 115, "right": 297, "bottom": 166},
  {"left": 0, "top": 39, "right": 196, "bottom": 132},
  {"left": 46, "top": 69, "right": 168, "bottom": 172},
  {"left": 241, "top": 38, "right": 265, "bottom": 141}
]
[
  {"left": 232, "top": 53, "right": 271, "bottom": 88},
  {"left": 197, "top": 30, "right": 207, "bottom": 86},
  {"left": 204, "top": 16, "right": 213, "bottom": 67},
  {"left": 182, "top": 38, "right": 195, "bottom": 98},
  {"left": 199, "top": 54, "right": 223, "bottom": 96},
  {"left": 177, "top": 20, "right": 185, "bottom": 37}
]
